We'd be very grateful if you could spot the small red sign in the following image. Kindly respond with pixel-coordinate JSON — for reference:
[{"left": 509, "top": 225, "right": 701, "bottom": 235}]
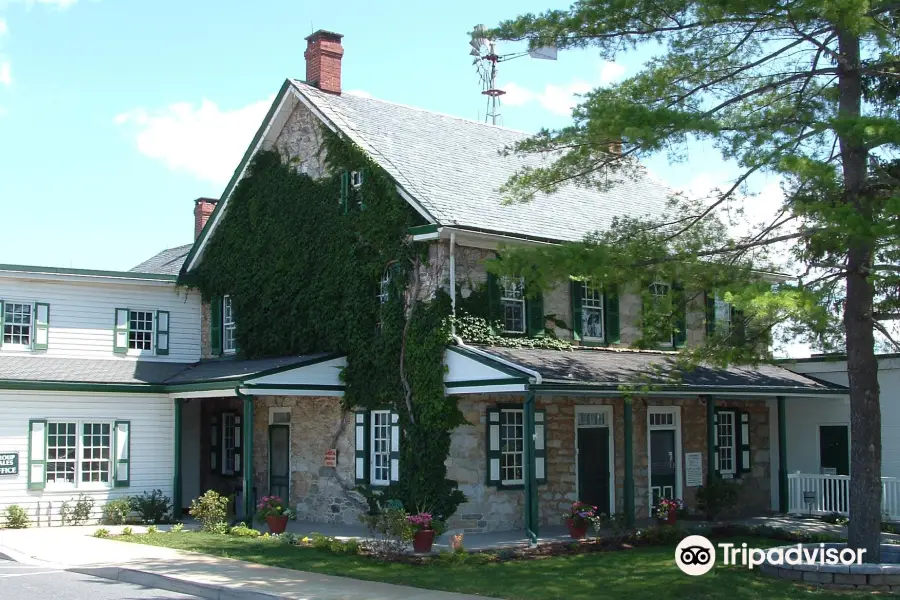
[{"left": 324, "top": 449, "right": 337, "bottom": 467}]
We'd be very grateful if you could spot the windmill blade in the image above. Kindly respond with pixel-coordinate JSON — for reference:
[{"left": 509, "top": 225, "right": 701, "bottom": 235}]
[{"left": 528, "top": 46, "right": 558, "bottom": 60}]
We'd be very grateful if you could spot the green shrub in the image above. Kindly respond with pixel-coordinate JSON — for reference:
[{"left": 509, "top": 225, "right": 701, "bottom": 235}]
[
  {"left": 103, "top": 497, "right": 133, "bottom": 525},
  {"left": 131, "top": 490, "right": 171, "bottom": 524},
  {"left": 210, "top": 522, "right": 229, "bottom": 535},
  {"left": 122, "top": 526, "right": 134, "bottom": 536},
  {"left": 61, "top": 494, "right": 95, "bottom": 525},
  {"left": 189, "top": 490, "right": 230, "bottom": 533},
  {"left": 4, "top": 505, "right": 30, "bottom": 529},
  {"left": 821, "top": 512, "right": 849, "bottom": 525},
  {"left": 631, "top": 525, "right": 686, "bottom": 545},
  {"left": 696, "top": 478, "right": 738, "bottom": 520},
  {"left": 360, "top": 507, "right": 415, "bottom": 558},
  {"left": 147, "top": 524, "right": 159, "bottom": 534},
  {"left": 170, "top": 522, "right": 185, "bottom": 533},
  {"left": 93, "top": 528, "right": 111, "bottom": 538},
  {"left": 229, "top": 522, "right": 261, "bottom": 538}
]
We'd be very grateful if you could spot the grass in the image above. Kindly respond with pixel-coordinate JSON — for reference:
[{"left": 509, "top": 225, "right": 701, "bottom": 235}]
[{"left": 122, "top": 532, "right": 869, "bottom": 600}]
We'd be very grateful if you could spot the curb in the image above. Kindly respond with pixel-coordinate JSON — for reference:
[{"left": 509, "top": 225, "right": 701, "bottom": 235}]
[
  {"left": 69, "top": 565, "right": 286, "bottom": 600},
  {"left": 0, "top": 544, "right": 67, "bottom": 569}
]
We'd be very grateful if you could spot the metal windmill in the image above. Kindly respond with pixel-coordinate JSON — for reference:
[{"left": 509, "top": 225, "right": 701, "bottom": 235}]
[{"left": 469, "top": 24, "right": 557, "bottom": 126}]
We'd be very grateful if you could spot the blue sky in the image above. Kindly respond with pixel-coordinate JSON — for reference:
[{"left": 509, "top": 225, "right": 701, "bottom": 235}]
[{"left": 0, "top": 0, "right": 775, "bottom": 271}]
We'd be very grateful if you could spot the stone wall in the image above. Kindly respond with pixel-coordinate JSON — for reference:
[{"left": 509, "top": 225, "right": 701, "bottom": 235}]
[
  {"left": 251, "top": 396, "right": 366, "bottom": 525},
  {"left": 272, "top": 101, "right": 329, "bottom": 178},
  {"left": 446, "top": 394, "right": 772, "bottom": 533}
]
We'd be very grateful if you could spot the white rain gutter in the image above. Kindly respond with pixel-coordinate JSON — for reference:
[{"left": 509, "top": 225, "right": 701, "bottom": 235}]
[
  {"left": 451, "top": 335, "right": 542, "bottom": 385},
  {"left": 450, "top": 230, "right": 456, "bottom": 337}
]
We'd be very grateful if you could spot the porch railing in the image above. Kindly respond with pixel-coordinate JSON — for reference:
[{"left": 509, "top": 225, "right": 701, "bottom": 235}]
[{"left": 787, "top": 473, "right": 900, "bottom": 520}]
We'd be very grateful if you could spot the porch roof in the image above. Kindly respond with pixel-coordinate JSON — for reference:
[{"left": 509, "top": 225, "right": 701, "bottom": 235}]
[
  {"left": 163, "top": 354, "right": 333, "bottom": 385},
  {"left": 474, "top": 346, "right": 848, "bottom": 396}
]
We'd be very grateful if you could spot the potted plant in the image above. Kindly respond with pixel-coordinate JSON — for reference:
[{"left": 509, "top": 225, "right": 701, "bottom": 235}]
[
  {"left": 255, "top": 495, "right": 295, "bottom": 534},
  {"left": 655, "top": 497, "right": 683, "bottom": 525},
  {"left": 407, "top": 512, "right": 442, "bottom": 553},
  {"left": 562, "top": 501, "right": 596, "bottom": 539}
]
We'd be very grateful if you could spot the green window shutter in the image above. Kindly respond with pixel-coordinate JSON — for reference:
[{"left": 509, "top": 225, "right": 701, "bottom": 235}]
[
  {"left": 354, "top": 411, "right": 369, "bottom": 484},
  {"left": 340, "top": 170, "right": 350, "bottom": 214},
  {"left": 113, "top": 308, "right": 129, "bottom": 354},
  {"left": 731, "top": 306, "right": 747, "bottom": 347},
  {"left": 526, "top": 291, "right": 544, "bottom": 337},
  {"left": 0, "top": 300, "right": 4, "bottom": 349},
  {"left": 389, "top": 411, "right": 400, "bottom": 483},
  {"left": 739, "top": 411, "right": 751, "bottom": 474},
  {"left": 27, "top": 419, "right": 47, "bottom": 490},
  {"left": 358, "top": 168, "right": 367, "bottom": 210},
  {"left": 486, "top": 272, "right": 501, "bottom": 325},
  {"left": 673, "top": 282, "right": 687, "bottom": 348},
  {"left": 535, "top": 409, "right": 547, "bottom": 485},
  {"left": 570, "top": 280, "right": 583, "bottom": 341},
  {"left": 209, "top": 414, "right": 219, "bottom": 473},
  {"left": 486, "top": 407, "right": 501, "bottom": 487},
  {"left": 604, "top": 286, "right": 620, "bottom": 343},
  {"left": 233, "top": 414, "right": 242, "bottom": 475},
  {"left": 706, "top": 292, "right": 716, "bottom": 336},
  {"left": 155, "top": 310, "right": 170, "bottom": 356},
  {"left": 209, "top": 297, "right": 222, "bottom": 356},
  {"left": 114, "top": 420, "right": 131, "bottom": 487},
  {"left": 712, "top": 410, "right": 720, "bottom": 475},
  {"left": 33, "top": 303, "right": 50, "bottom": 350}
]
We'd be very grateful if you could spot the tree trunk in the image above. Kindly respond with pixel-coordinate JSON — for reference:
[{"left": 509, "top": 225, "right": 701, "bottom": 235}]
[{"left": 838, "top": 30, "right": 882, "bottom": 563}]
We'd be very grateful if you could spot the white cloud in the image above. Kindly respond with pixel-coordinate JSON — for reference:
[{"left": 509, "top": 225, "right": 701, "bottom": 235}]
[
  {"left": 501, "top": 61, "right": 625, "bottom": 117},
  {"left": 0, "top": 60, "right": 10, "bottom": 86},
  {"left": 0, "top": 19, "right": 8, "bottom": 36},
  {"left": 114, "top": 96, "right": 273, "bottom": 184}
]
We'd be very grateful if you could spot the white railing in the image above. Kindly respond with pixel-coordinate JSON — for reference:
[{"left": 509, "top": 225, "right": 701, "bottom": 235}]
[{"left": 788, "top": 473, "right": 900, "bottom": 520}]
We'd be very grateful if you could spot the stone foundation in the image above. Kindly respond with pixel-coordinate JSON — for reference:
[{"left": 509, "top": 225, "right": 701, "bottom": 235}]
[{"left": 759, "top": 544, "right": 900, "bottom": 591}]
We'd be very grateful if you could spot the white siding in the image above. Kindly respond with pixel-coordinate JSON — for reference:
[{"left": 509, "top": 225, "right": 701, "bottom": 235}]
[
  {"left": 0, "top": 390, "right": 174, "bottom": 526},
  {"left": 787, "top": 357, "right": 900, "bottom": 478},
  {"left": 0, "top": 276, "right": 200, "bottom": 362}
]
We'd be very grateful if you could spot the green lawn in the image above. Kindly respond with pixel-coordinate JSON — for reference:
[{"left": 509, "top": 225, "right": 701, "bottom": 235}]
[{"left": 122, "top": 533, "right": 864, "bottom": 600}]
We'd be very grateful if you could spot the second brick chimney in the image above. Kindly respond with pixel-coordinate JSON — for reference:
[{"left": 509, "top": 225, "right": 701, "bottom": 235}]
[
  {"left": 194, "top": 198, "right": 217, "bottom": 240},
  {"left": 304, "top": 30, "right": 344, "bottom": 95}
]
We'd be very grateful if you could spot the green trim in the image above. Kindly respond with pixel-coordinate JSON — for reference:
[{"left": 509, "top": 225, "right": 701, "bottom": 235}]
[
  {"left": 210, "top": 297, "right": 223, "bottom": 356},
  {"left": 33, "top": 302, "right": 50, "bottom": 350},
  {"left": 777, "top": 395, "right": 788, "bottom": 513},
  {"left": 27, "top": 419, "right": 47, "bottom": 490},
  {"left": 173, "top": 399, "right": 183, "bottom": 515},
  {"left": 240, "top": 391, "right": 254, "bottom": 520},
  {"left": 0, "top": 263, "right": 177, "bottom": 281},
  {"left": 523, "top": 389, "right": 538, "bottom": 542},
  {"left": 623, "top": 401, "right": 634, "bottom": 527},
  {"left": 242, "top": 352, "right": 345, "bottom": 379},
  {"left": 531, "top": 383, "right": 847, "bottom": 396},
  {"left": 114, "top": 420, "right": 131, "bottom": 487},
  {"left": 156, "top": 310, "right": 170, "bottom": 356},
  {"left": 241, "top": 383, "right": 344, "bottom": 391},
  {"left": 408, "top": 224, "right": 440, "bottom": 236},
  {"left": 113, "top": 308, "right": 129, "bottom": 354},
  {"left": 0, "top": 380, "right": 167, "bottom": 393},
  {"left": 705, "top": 395, "right": 716, "bottom": 485},
  {"left": 445, "top": 377, "right": 528, "bottom": 388},
  {"left": 446, "top": 345, "right": 534, "bottom": 379},
  {"left": 166, "top": 380, "right": 244, "bottom": 392}
]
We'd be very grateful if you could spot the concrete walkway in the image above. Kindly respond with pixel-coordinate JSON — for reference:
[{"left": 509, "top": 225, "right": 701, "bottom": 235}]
[{"left": 0, "top": 525, "right": 482, "bottom": 600}]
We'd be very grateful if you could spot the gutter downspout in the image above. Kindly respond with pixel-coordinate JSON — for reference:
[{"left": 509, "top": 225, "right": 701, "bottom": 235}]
[
  {"left": 452, "top": 336, "right": 541, "bottom": 544},
  {"left": 450, "top": 231, "right": 456, "bottom": 337}
]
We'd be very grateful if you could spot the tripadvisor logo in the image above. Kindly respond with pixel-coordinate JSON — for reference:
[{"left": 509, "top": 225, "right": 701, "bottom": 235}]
[{"left": 675, "top": 535, "right": 868, "bottom": 576}]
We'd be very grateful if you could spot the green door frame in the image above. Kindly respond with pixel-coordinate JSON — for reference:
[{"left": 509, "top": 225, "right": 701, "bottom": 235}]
[{"left": 173, "top": 398, "right": 184, "bottom": 516}]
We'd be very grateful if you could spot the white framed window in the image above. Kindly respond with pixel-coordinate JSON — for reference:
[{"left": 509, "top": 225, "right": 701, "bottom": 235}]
[
  {"left": 500, "top": 276, "right": 526, "bottom": 334},
  {"left": 223, "top": 296, "right": 236, "bottom": 354},
  {"left": 717, "top": 410, "right": 737, "bottom": 475},
  {"left": 648, "top": 282, "right": 674, "bottom": 347},
  {"left": 378, "top": 270, "right": 391, "bottom": 305},
  {"left": 128, "top": 310, "right": 153, "bottom": 351},
  {"left": 222, "top": 413, "right": 238, "bottom": 475},
  {"left": 370, "top": 410, "right": 391, "bottom": 486},
  {"left": 46, "top": 421, "right": 112, "bottom": 487},
  {"left": 714, "top": 294, "right": 732, "bottom": 334},
  {"left": 581, "top": 282, "right": 604, "bottom": 340},
  {"left": 351, "top": 170, "right": 363, "bottom": 189},
  {"left": 3, "top": 302, "right": 32, "bottom": 347},
  {"left": 500, "top": 408, "right": 524, "bottom": 485}
]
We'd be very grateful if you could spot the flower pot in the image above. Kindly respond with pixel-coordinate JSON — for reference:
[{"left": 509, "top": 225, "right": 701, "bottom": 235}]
[
  {"left": 657, "top": 506, "right": 678, "bottom": 525},
  {"left": 266, "top": 515, "right": 289, "bottom": 534},
  {"left": 566, "top": 518, "right": 588, "bottom": 539},
  {"left": 413, "top": 529, "right": 435, "bottom": 553}
]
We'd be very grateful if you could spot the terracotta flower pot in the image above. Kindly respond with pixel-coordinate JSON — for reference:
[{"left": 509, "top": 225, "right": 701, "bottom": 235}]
[
  {"left": 413, "top": 529, "right": 435, "bottom": 553},
  {"left": 566, "top": 518, "right": 588, "bottom": 539},
  {"left": 266, "top": 515, "right": 289, "bottom": 534},
  {"left": 666, "top": 506, "right": 677, "bottom": 525}
]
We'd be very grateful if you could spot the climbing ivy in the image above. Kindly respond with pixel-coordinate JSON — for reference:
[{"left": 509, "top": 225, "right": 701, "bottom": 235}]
[{"left": 188, "top": 131, "right": 464, "bottom": 520}]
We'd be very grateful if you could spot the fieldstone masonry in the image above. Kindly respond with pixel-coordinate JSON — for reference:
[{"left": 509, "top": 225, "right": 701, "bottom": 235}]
[
  {"left": 759, "top": 544, "right": 900, "bottom": 591},
  {"left": 273, "top": 102, "right": 329, "bottom": 178}
]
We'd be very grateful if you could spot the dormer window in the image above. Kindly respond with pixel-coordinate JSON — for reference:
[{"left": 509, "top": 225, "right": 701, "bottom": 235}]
[
  {"left": 223, "top": 295, "right": 236, "bottom": 354},
  {"left": 3, "top": 303, "right": 32, "bottom": 347},
  {"left": 500, "top": 276, "right": 526, "bottom": 334}
]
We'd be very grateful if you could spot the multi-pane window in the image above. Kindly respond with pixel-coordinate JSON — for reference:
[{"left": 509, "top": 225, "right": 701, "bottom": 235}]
[
  {"left": 581, "top": 282, "right": 604, "bottom": 339},
  {"left": 370, "top": 410, "right": 391, "bottom": 485},
  {"left": 222, "top": 413, "right": 237, "bottom": 475},
  {"left": 378, "top": 271, "right": 391, "bottom": 305},
  {"left": 3, "top": 302, "right": 32, "bottom": 346},
  {"left": 81, "top": 423, "right": 111, "bottom": 483},
  {"left": 47, "top": 422, "right": 77, "bottom": 484},
  {"left": 500, "top": 409, "right": 524, "bottom": 485},
  {"left": 223, "top": 296, "right": 236, "bottom": 354},
  {"left": 648, "top": 282, "right": 674, "bottom": 346},
  {"left": 714, "top": 294, "right": 732, "bottom": 334},
  {"left": 500, "top": 276, "right": 526, "bottom": 334},
  {"left": 128, "top": 310, "right": 153, "bottom": 350},
  {"left": 717, "top": 411, "right": 736, "bottom": 475}
]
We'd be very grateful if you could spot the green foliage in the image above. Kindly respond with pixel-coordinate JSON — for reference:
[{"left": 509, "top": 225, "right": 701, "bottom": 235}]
[
  {"left": 131, "top": 489, "right": 171, "bottom": 524},
  {"left": 4, "top": 505, "right": 29, "bottom": 529},
  {"left": 170, "top": 522, "right": 185, "bottom": 533},
  {"left": 821, "top": 512, "right": 850, "bottom": 526},
  {"left": 188, "top": 134, "right": 465, "bottom": 520},
  {"left": 147, "top": 524, "right": 159, "bottom": 534},
  {"left": 122, "top": 526, "right": 134, "bottom": 536},
  {"left": 61, "top": 494, "right": 95, "bottom": 525},
  {"left": 307, "top": 532, "right": 360, "bottom": 554},
  {"left": 360, "top": 507, "right": 416, "bottom": 558},
  {"left": 229, "top": 522, "right": 261, "bottom": 538},
  {"left": 631, "top": 525, "right": 686, "bottom": 546},
  {"left": 103, "top": 497, "right": 133, "bottom": 525},
  {"left": 189, "top": 490, "right": 230, "bottom": 533},
  {"left": 93, "top": 528, "right": 111, "bottom": 538},
  {"left": 696, "top": 478, "right": 738, "bottom": 520}
]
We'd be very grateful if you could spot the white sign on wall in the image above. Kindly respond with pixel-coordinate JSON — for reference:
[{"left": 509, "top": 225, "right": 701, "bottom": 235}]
[{"left": 685, "top": 452, "right": 703, "bottom": 487}]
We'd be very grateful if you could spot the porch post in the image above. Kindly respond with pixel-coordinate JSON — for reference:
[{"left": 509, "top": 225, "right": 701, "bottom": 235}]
[
  {"left": 623, "top": 399, "right": 634, "bottom": 528},
  {"left": 173, "top": 398, "right": 183, "bottom": 518},
  {"left": 241, "top": 392, "right": 255, "bottom": 520},
  {"left": 777, "top": 395, "right": 788, "bottom": 513},
  {"left": 705, "top": 395, "right": 716, "bottom": 484},
  {"left": 524, "top": 389, "right": 538, "bottom": 542}
]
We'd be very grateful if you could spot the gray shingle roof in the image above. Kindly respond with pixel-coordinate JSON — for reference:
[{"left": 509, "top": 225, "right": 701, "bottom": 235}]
[
  {"left": 0, "top": 356, "right": 190, "bottom": 385},
  {"left": 477, "top": 346, "right": 846, "bottom": 393},
  {"left": 291, "top": 81, "right": 673, "bottom": 242},
  {"left": 164, "top": 355, "right": 330, "bottom": 384},
  {"left": 131, "top": 244, "right": 193, "bottom": 275}
]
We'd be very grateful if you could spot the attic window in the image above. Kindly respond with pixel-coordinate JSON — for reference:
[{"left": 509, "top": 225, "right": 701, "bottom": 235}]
[{"left": 351, "top": 171, "right": 363, "bottom": 189}]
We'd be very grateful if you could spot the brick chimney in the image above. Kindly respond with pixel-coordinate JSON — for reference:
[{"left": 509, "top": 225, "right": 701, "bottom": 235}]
[
  {"left": 304, "top": 30, "right": 344, "bottom": 95},
  {"left": 194, "top": 198, "right": 217, "bottom": 240}
]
